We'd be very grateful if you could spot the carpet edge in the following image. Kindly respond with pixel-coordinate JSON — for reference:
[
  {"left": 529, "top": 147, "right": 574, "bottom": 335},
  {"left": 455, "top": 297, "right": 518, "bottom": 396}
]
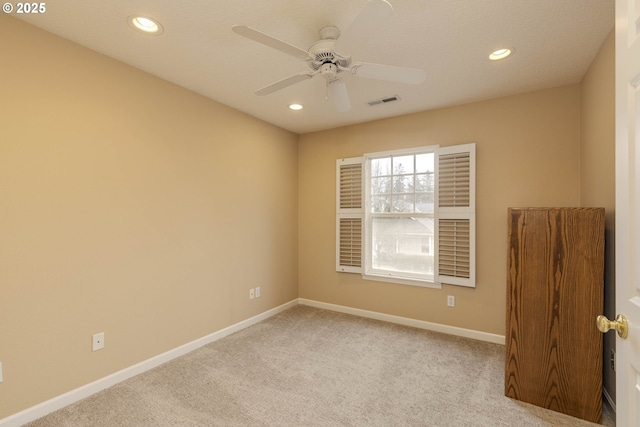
[{"left": 299, "top": 298, "right": 506, "bottom": 345}]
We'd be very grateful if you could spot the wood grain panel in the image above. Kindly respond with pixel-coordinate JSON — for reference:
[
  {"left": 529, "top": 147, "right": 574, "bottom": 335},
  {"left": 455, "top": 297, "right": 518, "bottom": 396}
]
[{"left": 505, "top": 208, "right": 604, "bottom": 423}]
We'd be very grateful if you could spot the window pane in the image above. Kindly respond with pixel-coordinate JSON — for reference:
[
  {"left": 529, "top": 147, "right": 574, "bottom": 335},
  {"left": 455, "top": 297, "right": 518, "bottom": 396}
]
[
  {"left": 372, "top": 195, "right": 391, "bottom": 213},
  {"left": 392, "top": 194, "right": 414, "bottom": 213},
  {"left": 371, "top": 158, "right": 391, "bottom": 176},
  {"left": 393, "top": 155, "right": 414, "bottom": 175},
  {"left": 415, "top": 193, "right": 434, "bottom": 213},
  {"left": 415, "top": 173, "right": 434, "bottom": 192},
  {"left": 393, "top": 175, "right": 414, "bottom": 193},
  {"left": 372, "top": 217, "right": 434, "bottom": 275},
  {"left": 371, "top": 176, "right": 391, "bottom": 194},
  {"left": 416, "top": 153, "right": 434, "bottom": 173}
]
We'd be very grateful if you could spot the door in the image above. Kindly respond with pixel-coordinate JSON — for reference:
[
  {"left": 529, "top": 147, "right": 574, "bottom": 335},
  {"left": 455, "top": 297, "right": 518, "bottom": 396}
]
[{"left": 614, "top": 0, "right": 640, "bottom": 425}]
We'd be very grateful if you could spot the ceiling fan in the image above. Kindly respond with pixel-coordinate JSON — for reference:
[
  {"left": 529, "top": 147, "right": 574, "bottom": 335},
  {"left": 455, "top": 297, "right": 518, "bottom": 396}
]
[{"left": 232, "top": 0, "right": 426, "bottom": 112}]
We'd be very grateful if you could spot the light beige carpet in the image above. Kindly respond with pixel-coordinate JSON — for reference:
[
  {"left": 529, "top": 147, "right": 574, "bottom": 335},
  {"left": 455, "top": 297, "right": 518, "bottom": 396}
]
[{"left": 27, "top": 305, "right": 614, "bottom": 426}]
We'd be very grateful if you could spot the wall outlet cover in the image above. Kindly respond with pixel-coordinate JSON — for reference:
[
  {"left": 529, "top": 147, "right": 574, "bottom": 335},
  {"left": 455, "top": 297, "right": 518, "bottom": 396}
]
[{"left": 92, "top": 332, "right": 105, "bottom": 351}]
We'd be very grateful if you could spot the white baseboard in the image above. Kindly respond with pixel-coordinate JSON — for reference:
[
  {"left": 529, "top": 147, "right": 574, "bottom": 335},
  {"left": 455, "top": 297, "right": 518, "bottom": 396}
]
[
  {"left": 2, "top": 297, "right": 504, "bottom": 426},
  {"left": 0, "top": 299, "right": 298, "bottom": 427},
  {"left": 298, "top": 298, "right": 506, "bottom": 345}
]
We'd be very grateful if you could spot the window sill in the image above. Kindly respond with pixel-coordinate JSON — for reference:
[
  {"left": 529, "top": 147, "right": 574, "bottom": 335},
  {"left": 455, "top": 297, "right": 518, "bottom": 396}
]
[{"left": 362, "top": 273, "right": 442, "bottom": 289}]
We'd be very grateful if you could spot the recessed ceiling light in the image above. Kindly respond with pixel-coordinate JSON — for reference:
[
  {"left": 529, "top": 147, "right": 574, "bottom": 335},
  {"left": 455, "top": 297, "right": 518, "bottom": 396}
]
[
  {"left": 128, "top": 16, "right": 163, "bottom": 35},
  {"left": 289, "top": 104, "right": 303, "bottom": 111},
  {"left": 489, "top": 48, "right": 513, "bottom": 61}
]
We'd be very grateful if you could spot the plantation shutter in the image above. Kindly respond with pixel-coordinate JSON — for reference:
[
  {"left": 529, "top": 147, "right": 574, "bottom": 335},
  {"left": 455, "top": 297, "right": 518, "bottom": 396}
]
[
  {"left": 336, "top": 158, "right": 364, "bottom": 273},
  {"left": 437, "top": 144, "right": 476, "bottom": 287}
]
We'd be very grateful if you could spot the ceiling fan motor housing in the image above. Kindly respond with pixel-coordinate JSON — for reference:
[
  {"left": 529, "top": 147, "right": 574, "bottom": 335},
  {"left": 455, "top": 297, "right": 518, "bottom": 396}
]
[{"left": 308, "top": 39, "right": 350, "bottom": 71}]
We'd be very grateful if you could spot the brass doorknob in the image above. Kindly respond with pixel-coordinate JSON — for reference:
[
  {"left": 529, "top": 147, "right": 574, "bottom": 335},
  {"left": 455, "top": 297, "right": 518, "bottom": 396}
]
[{"left": 596, "top": 314, "right": 628, "bottom": 339}]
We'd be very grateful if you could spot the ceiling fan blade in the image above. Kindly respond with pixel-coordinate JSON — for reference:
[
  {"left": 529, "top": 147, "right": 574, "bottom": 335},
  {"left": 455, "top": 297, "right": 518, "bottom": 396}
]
[
  {"left": 328, "top": 79, "right": 351, "bottom": 112},
  {"left": 255, "top": 72, "right": 315, "bottom": 96},
  {"left": 333, "top": 0, "right": 393, "bottom": 58},
  {"left": 232, "top": 25, "right": 312, "bottom": 61},
  {"left": 350, "top": 62, "right": 426, "bottom": 84}
]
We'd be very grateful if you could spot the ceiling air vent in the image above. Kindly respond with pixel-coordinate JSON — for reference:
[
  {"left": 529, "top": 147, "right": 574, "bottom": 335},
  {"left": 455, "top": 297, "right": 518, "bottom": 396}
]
[{"left": 367, "top": 95, "right": 400, "bottom": 106}]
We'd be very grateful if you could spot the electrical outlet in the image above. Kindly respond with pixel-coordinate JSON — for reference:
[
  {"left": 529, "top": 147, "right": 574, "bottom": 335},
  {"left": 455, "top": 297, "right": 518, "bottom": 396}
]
[
  {"left": 92, "top": 332, "right": 105, "bottom": 351},
  {"left": 249, "top": 288, "right": 255, "bottom": 299},
  {"left": 255, "top": 287, "right": 261, "bottom": 298},
  {"left": 447, "top": 295, "right": 455, "bottom": 307}
]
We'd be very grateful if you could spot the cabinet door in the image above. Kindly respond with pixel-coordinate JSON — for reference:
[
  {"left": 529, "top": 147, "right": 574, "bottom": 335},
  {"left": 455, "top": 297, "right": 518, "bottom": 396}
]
[{"left": 505, "top": 208, "right": 604, "bottom": 423}]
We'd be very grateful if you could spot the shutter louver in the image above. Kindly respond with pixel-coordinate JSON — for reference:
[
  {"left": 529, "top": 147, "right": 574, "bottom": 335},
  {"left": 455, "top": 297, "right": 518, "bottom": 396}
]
[
  {"left": 339, "top": 164, "right": 362, "bottom": 210},
  {"left": 339, "top": 217, "right": 362, "bottom": 268},
  {"left": 337, "top": 158, "right": 364, "bottom": 273},
  {"left": 438, "top": 144, "right": 475, "bottom": 287},
  {"left": 439, "top": 152, "right": 470, "bottom": 208},
  {"left": 438, "top": 219, "right": 470, "bottom": 278}
]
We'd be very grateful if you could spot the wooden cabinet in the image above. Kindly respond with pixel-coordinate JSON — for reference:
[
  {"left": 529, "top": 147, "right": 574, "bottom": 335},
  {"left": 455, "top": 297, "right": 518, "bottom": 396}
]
[{"left": 505, "top": 208, "right": 605, "bottom": 423}]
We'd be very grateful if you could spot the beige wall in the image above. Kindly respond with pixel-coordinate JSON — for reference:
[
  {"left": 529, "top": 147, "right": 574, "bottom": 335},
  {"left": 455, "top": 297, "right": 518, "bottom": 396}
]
[
  {"left": 0, "top": 16, "right": 298, "bottom": 418},
  {"left": 299, "top": 84, "right": 582, "bottom": 335},
  {"left": 580, "top": 30, "right": 616, "bottom": 401}
]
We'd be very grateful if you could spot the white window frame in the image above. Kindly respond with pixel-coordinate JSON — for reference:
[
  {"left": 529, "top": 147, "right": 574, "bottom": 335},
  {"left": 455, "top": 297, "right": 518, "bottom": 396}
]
[
  {"left": 363, "top": 145, "right": 439, "bottom": 288},
  {"left": 335, "top": 143, "right": 475, "bottom": 289}
]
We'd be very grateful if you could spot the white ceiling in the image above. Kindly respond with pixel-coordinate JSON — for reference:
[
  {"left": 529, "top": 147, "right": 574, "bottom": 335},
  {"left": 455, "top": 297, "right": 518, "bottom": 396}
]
[{"left": 14, "top": 0, "right": 614, "bottom": 134}]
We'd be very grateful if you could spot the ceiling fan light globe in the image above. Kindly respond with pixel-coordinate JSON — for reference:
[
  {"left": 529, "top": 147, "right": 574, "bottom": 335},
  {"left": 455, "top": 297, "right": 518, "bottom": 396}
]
[{"left": 320, "top": 63, "right": 338, "bottom": 80}]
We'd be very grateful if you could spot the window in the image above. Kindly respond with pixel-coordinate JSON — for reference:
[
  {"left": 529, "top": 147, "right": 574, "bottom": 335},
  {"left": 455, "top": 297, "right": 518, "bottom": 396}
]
[
  {"left": 336, "top": 143, "right": 475, "bottom": 288},
  {"left": 367, "top": 149, "right": 436, "bottom": 283}
]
